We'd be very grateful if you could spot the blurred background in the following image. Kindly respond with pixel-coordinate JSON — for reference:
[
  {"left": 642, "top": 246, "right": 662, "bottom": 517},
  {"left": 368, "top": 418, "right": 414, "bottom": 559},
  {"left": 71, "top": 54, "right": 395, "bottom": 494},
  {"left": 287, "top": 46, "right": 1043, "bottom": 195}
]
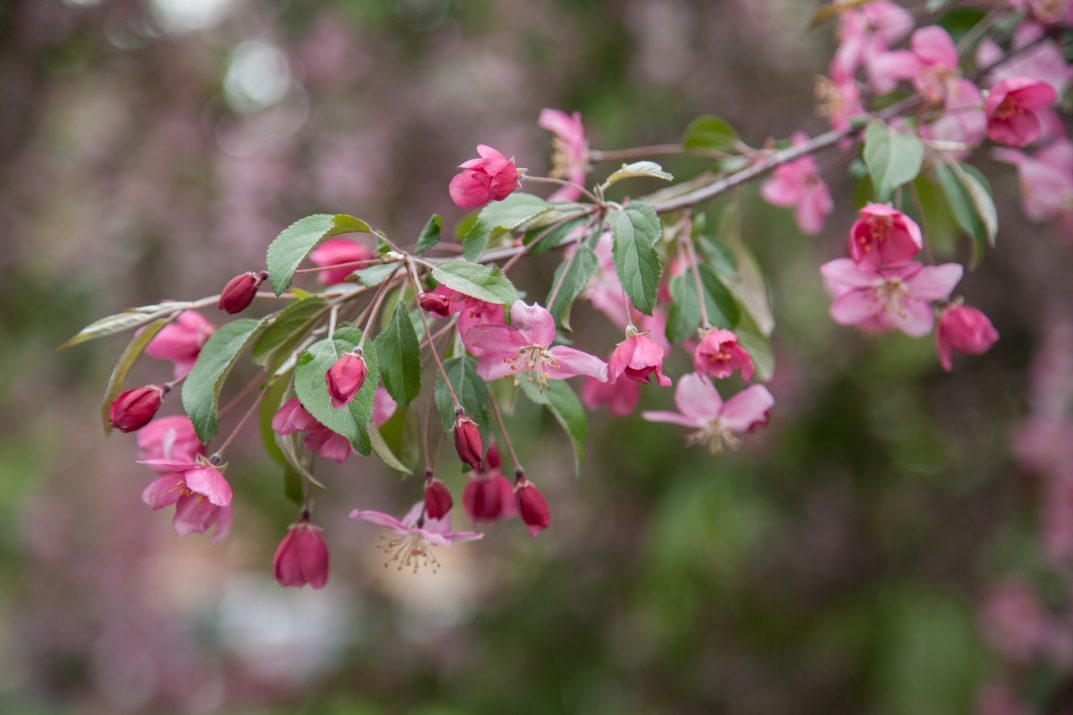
[{"left": 2, "top": 0, "right": 1072, "bottom": 713}]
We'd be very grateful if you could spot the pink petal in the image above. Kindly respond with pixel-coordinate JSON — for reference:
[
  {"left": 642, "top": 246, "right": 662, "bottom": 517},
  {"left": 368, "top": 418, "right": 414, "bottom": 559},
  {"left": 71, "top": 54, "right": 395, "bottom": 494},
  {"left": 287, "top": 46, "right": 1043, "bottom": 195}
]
[
  {"left": 462, "top": 325, "right": 527, "bottom": 355},
  {"left": 183, "top": 467, "right": 232, "bottom": 507},
  {"left": 674, "top": 373, "right": 723, "bottom": 422},
  {"left": 912, "top": 26, "right": 958, "bottom": 69},
  {"left": 720, "top": 385, "right": 775, "bottom": 433},
  {"left": 821, "top": 258, "right": 878, "bottom": 291},
  {"left": 888, "top": 296, "right": 935, "bottom": 337},
  {"left": 905, "top": 263, "right": 963, "bottom": 300},
  {"left": 545, "top": 346, "right": 609, "bottom": 382},
  {"left": 142, "top": 475, "right": 185, "bottom": 509},
  {"left": 449, "top": 171, "right": 492, "bottom": 209},
  {"left": 349, "top": 509, "right": 410, "bottom": 536},
  {"left": 475, "top": 354, "right": 520, "bottom": 381},
  {"left": 831, "top": 289, "right": 881, "bottom": 326},
  {"left": 509, "top": 301, "right": 556, "bottom": 347},
  {"left": 641, "top": 409, "right": 700, "bottom": 428},
  {"left": 172, "top": 493, "right": 219, "bottom": 536}
]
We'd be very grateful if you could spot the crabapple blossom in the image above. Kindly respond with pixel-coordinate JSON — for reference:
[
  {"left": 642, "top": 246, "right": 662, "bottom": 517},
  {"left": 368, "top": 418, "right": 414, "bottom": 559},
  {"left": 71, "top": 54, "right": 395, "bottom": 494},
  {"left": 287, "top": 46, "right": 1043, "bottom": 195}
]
[
  {"left": 538, "top": 108, "right": 590, "bottom": 201},
  {"left": 308, "top": 238, "right": 374, "bottom": 285},
  {"left": 693, "top": 329, "right": 755, "bottom": 381},
  {"left": 273, "top": 519, "right": 330, "bottom": 589},
  {"left": 993, "top": 139, "right": 1073, "bottom": 228},
  {"left": 848, "top": 203, "right": 924, "bottom": 270},
  {"left": 418, "top": 291, "right": 450, "bottom": 316},
  {"left": 137, "top": 415, "right": 204, "bottom": 467},
  {"left": 643, "top": 374, "right": 774, "bottom": 453},
  {"left": 515, "top": 477, "right": 551, "bottom": 537},
  {"left": 449, "top": 145, "right": 519, "bottom": 209},
  {"left": 140, "top": 457, "right": 233, "bottom": 541},
  {"left": 607, "top": 328, "right": 672, "bottom": 387},
  {"left": 144, "top": 310, "right": 214, "bottom": 379},
  {"left": 272, "top": 397, "right": 352, "bottom": 463},
  {"left": 936, "top": 305, "right": 999, "bottom": 372},
  {"left": 759, "top": 132, "right": 834, "bottom": 235},
  {"left": 350, "top": 501, "right": 482, "bottom": 573},
  {"left": 325, "top": 351, "right": 367, "bottom": 408},
  {"left": 217, "top": 271, "right": 266, "bottom": 314},
  {"left": 453, "top": 414, "right": 483, "bottom": 470},
  {"left": 463, "top": 471, "right": 517, "bottom": 523},
  {"left": 985, "top": 77, "right": 1058, "bottom": 146},
  {"left": 109, "top": 385, "right": 166, "bottom": 433}
]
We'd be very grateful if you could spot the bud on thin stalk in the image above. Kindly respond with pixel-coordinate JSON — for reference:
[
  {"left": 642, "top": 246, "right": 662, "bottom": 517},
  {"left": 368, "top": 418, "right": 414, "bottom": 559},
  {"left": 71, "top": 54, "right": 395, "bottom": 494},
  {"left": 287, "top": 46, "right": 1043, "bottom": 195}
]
[
  {"left": 326, "top": 350, "right": 368, "bottom": 408},
  {"left": 515, "top": 475, "right": 551, "bottom": 538},
  {"left": 453, "top": 414, "right": 483, "bottom": 470},
  {"left": 217, "top": 271, "right": 267, "bottom": 314},
  {"left": 424, "top": 473, "right": 454, "bottom": 520},
  {"left": 109, "top": 384, "right": 167, "bottom": 433},
  {"left": 418, "top": 292, "right": 451, "bottom": 316}
]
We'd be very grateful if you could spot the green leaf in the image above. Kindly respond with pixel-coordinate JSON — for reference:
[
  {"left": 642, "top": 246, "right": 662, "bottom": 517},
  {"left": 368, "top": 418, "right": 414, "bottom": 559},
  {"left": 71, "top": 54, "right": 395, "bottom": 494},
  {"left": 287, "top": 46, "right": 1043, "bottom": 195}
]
[
  {"left": 251, "top": 295, "right": 329, "bottom": 369},
  {"left": 935, "top": 161, "right": 998, "bottom": 267},
  {"left": 293, "top": 327, "right": 379, "bottom": 455},
  {"left": 375, "top": 301, "right": 422, "bottom": 406},
  {"left": 435, "top": 356, "right": 492, "bottom": 444},
  {"left": 603, "top": 161, "right": 674, "bottom": 188},
  {"left": 181, "top": 318, "right": 266, "bottom": 444},
  {"left": 682, "top": 115, "right": 740, "bottom": 152},
  {"left": 369, "top": 425, "right": 412, "bottom": 476},
  {"left": 519, "top": 380, "right": 587, "bottom": 474},
  {"left": 350, "top": 261, "right": 400, "bottom": 287},
  {"left": 546, "top": 246, "right": 598, "bottom": 331},
  {"left": 736, "top": 323, "right": 775, "bottom": 382},
  {"left": 528, "top": 215, "right": 589, "bottom": 254},
  {"left": 59, "top": 301, "right": 195, "bottom": 350},
  {"left": 715, "top": 201, "right": 774, "bottom": 336},
  {"left": 266, "top": 213, "right": 372, "bottom": 295},
  {"left": 697, "top": 236, "right": 738, "bottom": 278},
  {"left": 863, "top": 120, "right": 925, "bottom": 201},
  {"left": 100, "top": 319, "right": 168, "bottom": 435},
  {"left": 462, "top": 193, "right": 553, "bottom": 261},
  {"left": 259, "top": 373, "right": 304, "bottom": 504},
  {"left": 608, "top": 202, "right": 663, "bottom": 315},
  {"left": 430, "top": 260, "right": 520, "bottom": 306},
  {"left": 665, "top": 274, "right": 702, "bottom": 343},
  {"left": 415, "top": 214, "right": 442, "bottom": 254},
  {"left": 699, "top": 265, "right": 742, "bottom": 329}
]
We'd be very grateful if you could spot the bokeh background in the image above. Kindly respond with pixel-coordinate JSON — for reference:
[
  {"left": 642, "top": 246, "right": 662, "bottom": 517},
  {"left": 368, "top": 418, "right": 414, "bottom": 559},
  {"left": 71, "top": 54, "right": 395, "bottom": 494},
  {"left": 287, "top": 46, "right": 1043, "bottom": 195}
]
[{"left": 2, "top": 1, "right": 1072, "bottom": 713}]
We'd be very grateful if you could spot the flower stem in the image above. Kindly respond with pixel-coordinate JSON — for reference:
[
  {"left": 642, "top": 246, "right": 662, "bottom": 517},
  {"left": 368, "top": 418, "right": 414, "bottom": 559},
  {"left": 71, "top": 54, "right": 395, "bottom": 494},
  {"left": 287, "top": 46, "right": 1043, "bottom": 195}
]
[
  {"left": 405, "top": 258, "right": 463, "bottom": 410},
  {"left": 489, "top": 392, "right": 523, "bottom": 473}
]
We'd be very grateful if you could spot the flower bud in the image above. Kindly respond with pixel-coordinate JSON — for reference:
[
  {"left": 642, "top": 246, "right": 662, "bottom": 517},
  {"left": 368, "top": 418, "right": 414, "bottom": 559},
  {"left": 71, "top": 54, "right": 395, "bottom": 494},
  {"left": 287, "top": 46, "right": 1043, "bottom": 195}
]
[
  {"left": 936, "top": 305, "right": 999, "bottom": 372},
  {"left": 217, "top": 271, "right": 266, "bottom": 314},
  {"left": 109, "top": 385, "right": 166, "bottom": 433},
  {"left": 486, "top": 442, "right": 501, "bottom": 470},
  {"left": 515, "top": 477, "right": 550, "bottom": 537},
  {"left": 418, "top": 292, "right": 451, "bottom": 316},
  {"left": 462, "top": 474, "right": 516, "bottom": 522},
  {"left": 326, "top": 351, "right": 367, "bottom": 408},
  {"left": 424, "top": 476, "right": 453, "bottom": 520},
  {"left": 453, "top": 414, "right": 483, "bottom": 469},
  {"left": 272, "top": 520, "right": 330, "bottom": 589}
]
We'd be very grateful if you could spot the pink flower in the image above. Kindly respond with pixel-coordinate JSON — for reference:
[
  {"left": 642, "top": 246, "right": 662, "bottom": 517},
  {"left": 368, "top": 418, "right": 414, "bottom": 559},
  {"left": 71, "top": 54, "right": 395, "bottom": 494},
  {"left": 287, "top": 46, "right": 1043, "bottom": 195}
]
[
  {"left": 821, "top": 259, "right": 963, "bottom": 337},
  {"left": 463, "top": 471, "right": 517, "bottom": 522},
  {"left": 759, "top": 132, "right": 834, "bottom": 235},
  {"left": 217, "top": 271, "right": 266, "bottom": 314},
  {"left": 1009, "top": 0, "right": 1073, "bottom": 26},
  {"left": 372, "top": 387, "right": 397, "bottom": 427},
  {"left": 538, "top": 108, "right": 589, "bottom": 202},
  {"left": 350, "top": 501, "right": 483, "bottom": 572},
  {"left": 643, "top": 374, "right": 774, "bottom": 452},
  {"left": 271, "top": 397, "right": 352, "bottom": 463},
  {"left": 607, "top": 329, "right": 672, "bottom": 387},
  {"left": 981, "top": 580, "right": 1050, "bottom": 664},
  {"left": 453, "top": 414, "right": 483, "bottom": 470},
  {"left": 581, "top": 375, "right": 641, "bottom": 416},
  {"left": 994, "top": 139, "right": 1073, "bottom": 229},
  {"left": 936, "top": 305, "right": 999, "bottom": 372},
  {"left": 144, "top": 311, "right": 215, "bottom": 379},
  {"left": 448, "top": 145, "right": 519, "bottom": 209},
  {"left": 308, "top": 238, "right": 374, "bottom": 285},
  {"left": 273, "top": 520, "right": 330, "bottom": 589},
  {"left": 325, "top": 351, "right": 367, "bottom": 408},
  {"left": 141, "top": 457, "right": 233, "bottom": 542},
  {"left": 984, "top": 23, "right": 1073, "bottom": 98},
  {"left": 429, "top": 285, "right": 505, "bottom": 348},
  {"left": 137, "top": 415, "right": 205, "bottom": 468},
  {"left": 693, "top": 329, "right": 755, "bottom": 381},
  {"left": 108, "top": 385, "right": 165, "bottom": 433},
  {"left": 848, "top": 203, "right": 924, "bottom": 270},
  {"left": 830, "top": 3, "right": 914, "bottom": 93},
  {"left": 815, "top": 75, "right": 867, "bottom": 132},
  {"left": 515, "top": 477, "right": 550, "bottom": 537},
  {"left": 918, "top": 78, "right": 987, "bottom": 154},
  {"left": 908, "top": 26, "right": 960, "bottom": 103},
  {"left": 463, "top": 301, "right": 608, "bottom": 385},
  {"left": 985, "top": 77, "right": 1058, "bottom": 147}
]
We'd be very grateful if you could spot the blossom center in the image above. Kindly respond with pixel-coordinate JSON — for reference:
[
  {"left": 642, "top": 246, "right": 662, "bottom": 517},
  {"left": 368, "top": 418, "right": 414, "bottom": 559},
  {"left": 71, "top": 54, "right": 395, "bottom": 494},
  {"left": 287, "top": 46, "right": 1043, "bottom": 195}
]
[
  {"left": 507, "top": 345, "right": 559, "bottom": 388},
  {"left": 378, "top": 532, "right": 440, "bottom": 573},
  {"left": 688, "top": 419, "right": 739, "bottom": 454}
]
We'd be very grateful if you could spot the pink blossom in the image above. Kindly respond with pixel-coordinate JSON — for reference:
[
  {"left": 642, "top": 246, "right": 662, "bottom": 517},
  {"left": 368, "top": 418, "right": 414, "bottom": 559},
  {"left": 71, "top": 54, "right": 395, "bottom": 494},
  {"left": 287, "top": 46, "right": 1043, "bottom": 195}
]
[
  {"left": 821, "top": 259, "right": 963, "bottom": 337},
  {"left": 936, "top": 305, "right": 999, "bottom": 372},
  {"left": 581, "top": 375, "right": 641, "bottom": 416},
  {"left": 424, "top": 476, "right": 453, "bottom": 520},
  {"left": 372, "top": 387, "right": 397, "bottom": 427},
  {"left": 830, "top": 3, "right": 915, "bottom": 93},
  {"left": 538, "top": 108, "right": 590, "bottom": 202},
  {"left": 1008, "top": 0, "right": 1073, "bottom": 26},
  {"left": 919, "top": 78, "right": 987, "bottom": 154},
  {"left": 515, "top": 477, "right": 550, "bottom": 537},
  {"left": 815, "top": 76, "right": 867, "bottom": 132},
  {"left": 217, "top": 271, "right": 265, "bottom": 314},
  {"left": 449, "top": 145, "right": 519, "bottom": 209},
  {"left": 693, "top": 329, "right": 755, "bottom": 381},
  {"left": 325, "top": 351, "right": 367, "bottom": 408},
  {"left": 108, "top": 385, "right": 165, "bottom": 433},
  {"left": 985, "top": 77, "right": 1058, "bottom": 147},
  {"left": 607, "top": 329, "right": 672, "bottom": 386},
  {"left": 993, "top": 139, "right": 1073, "bottom": 225},
  {"left": 144, "top": 311, "right": 215, "bottom": 379},
  {"left": 350, "top": 501, "right": 483, "bottom": 572},
  {"left": 429, "top": 285, "right": 505, "bottom": 349},
  {"left": 981, "top": 579, "right": 1050, "bottom": 664},
  {"left": 759, "top": 133, "right": 834, "bottom": 235},
  {"left": 848, "top": 203, "right": 923, "bottom": 270},
  {"left": 137, "top": 416, "right": 205, "bottom": 468},
  {"left": 643, "top": 373, "right": 774, "bottom": 452},
  {"left": 308, "top": 238, "right": 375, "bottom": 285},
  {"left": 271, "top": 397, "right": 352, "bottom": 463},
  {"left": 463, "top": 301, "right": 608, "bottom": 385},
  {"left": 984, "top": 23, "right": 1073, "bottom": 98},
  {"left": 908, "top": 26, "right": 960, "bottom": 103},
  {"left": 140, "top": 458, "right": 233, "bottom": 542},
  {"left": 273, "top": 520, "right": 330, "bottom": 589}
]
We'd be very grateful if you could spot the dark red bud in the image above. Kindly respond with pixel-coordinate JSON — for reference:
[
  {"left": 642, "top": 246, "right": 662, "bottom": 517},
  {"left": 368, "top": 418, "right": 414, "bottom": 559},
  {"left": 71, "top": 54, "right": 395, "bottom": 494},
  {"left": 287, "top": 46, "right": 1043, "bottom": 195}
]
[
  {"left": 485, "top": 442, "right": 501, "bottom": 470},
  {"left": 462, "top": 474, "right": 514, "bottom": 522},
  {"left": 326, "top": 351, "right": 367, "bottom": 408},
  {"left": 418, "top": 292, "right": 450, "bottom": 316},
  {"left": 515, "top": 478, "right": 550, "bottom": 537},
  {"left": 424, "top": 478, "right": 454, "bottom": 520},
  {"left": 453, "top": 415, "right": 483, "bottom": 470},
  {"left": 109, "top": 385, "right": 166, "bottom": 433},
  {"left": 218, "top": 271, "right": 266, "bottom": 314}
]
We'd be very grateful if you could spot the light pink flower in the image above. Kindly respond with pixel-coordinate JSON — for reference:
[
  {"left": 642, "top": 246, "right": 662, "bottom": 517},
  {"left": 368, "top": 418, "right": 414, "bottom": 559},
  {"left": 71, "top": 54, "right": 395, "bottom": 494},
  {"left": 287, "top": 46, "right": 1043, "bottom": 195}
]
[
  {"left": 848, "top": 203, "right": 923, "bottom": 270},
  {"left": 463, "top": 301, "right": 608, "bottom": 385},
  {"left": 607, "top": 329, "right": 672, "bottom": 387},
  {"left": 581, "top": 375, "right": 641, "bottom": 416},
  {"left": 137, "top": 416, "right": 205, "bottom": 468},
  {"left": 308, "top": 238, "right": 375, "bottom": 285},
  {"left": 821, "top": 259, "right": 963, "bottom": 337},
  {"left": 144, "top": 311, "right": 215, "bottom": 379},
  {"left": 985, "top": 77, "right": 1058, "bottom": 147},
  {"left": 273, "top": 520, "right": 330, "bottom": 589},
  {"left": 693, "top": 329, "right": 755, "bottom": 381},
  {"left": 983, "top": 23, "right": 1073, "bottom": 98},
  {"left": 643, "top": 373, "right": 774, "bottom": 452},
  {"left": 918, "top": 78, "right": 986, "bottom": 154},
  {"left": 759, "top": 132, "right": 834, "bottom": 235},
  {"left": 936, "top": 305, "right": 999, "bottom": 372},
  {"left": 271, "top": 397, "right": 352, "bottom": 463},
  {"left": 538, "top": 108, "right": 590, "bottom": 202},
  {"left": 908, "top": 26, "right": 960, "bottom": 103},
  {"left": 350, "top": 501, "right": 483, "bottom": 572},
  {"left": 815, "top": 75, "right": 867, "bottom": 132},
  {"left": 140, "top": 458, "right": 233, "bottom": 542},
  {"left": 449, "top": 145, "right": 519, "bottom": 209},
  {"left": 993, "top": 139, "right": 1073, "bottom": 225}
]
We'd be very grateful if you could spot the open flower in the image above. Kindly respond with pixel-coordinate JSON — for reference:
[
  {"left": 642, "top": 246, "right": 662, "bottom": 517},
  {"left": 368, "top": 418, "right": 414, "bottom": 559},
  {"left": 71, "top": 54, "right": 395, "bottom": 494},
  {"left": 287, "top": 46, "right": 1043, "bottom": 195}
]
[
  {"left": 985, "top": 77, "right": 1058, "bottom": 147},
  {"left": 993, "top": 139, "right": 1073, "bottom": 229},
  {"left": 449, "top": 145, "right": 519, "bottom": 209},
  {"left": 350, "top": 501, "right": 483, "bottom": 573},
  {"left": 308, "top": 238, "right": 375, "bottom": 285},
  {"left": 848, "top": 203, "right": 924, "bottom": 270},
  {"left": 463, "top": 301, "right": 608, "bottom": 386},
  {"left": 821, "top": 259, "right": 963, "bottom": 337},
  {"left": 759, "top": 132, "right": 834, "bottom": 235},
  {"left": 272, "top": 397, "right": 352, "bottom": 463},
  {"left": 936, "top": 304, "right": 999, "bottom": 372},
  {"left": 607, "top": 328, "right": 672, "bottom": 386},
  {"left": 140, "top": 457, "right": 233, "bottom": 542},
  {"left": 538, "top": 108, "right": 590, "bottom": 202},
  {"left": 137, "top": 415, "right": 205, "bottom": 468},
  {"left": 643, "top": 374, "right": 774, "bottom": 453},
  {"left": 145, "top": 311, "right": 215, "bottom": 379},
  {"left": 907, "top": 26, "right": 961, "bottom": 102},
  {"left": 693, "top": 329, "right": 755, "bottom": 381}
]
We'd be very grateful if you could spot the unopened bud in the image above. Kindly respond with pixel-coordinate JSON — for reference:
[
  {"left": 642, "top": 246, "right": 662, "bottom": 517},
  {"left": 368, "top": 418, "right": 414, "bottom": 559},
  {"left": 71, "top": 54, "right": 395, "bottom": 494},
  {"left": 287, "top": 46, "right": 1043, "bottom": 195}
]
[
  {"left": 109, "top": 385, "right": 166, "bottom": 433},
  {"left": 217, "top": 271, "right": 266, "bottom": 314},
  {"left": 326, "top": 351, "right": 367, "bottom": 408},
  {"left": 515, "top": 477, "right": 550, "bottom": 537},
  {"left": 453, "top": 414, "right": 483, "bottom": 469},
  {"left": 272, "top": 520, "right": 329, "bottom": 589},
  {"left": 486, "top": 442, "right": 501, "bottom": 470},
  {"left": 418, "top": 292, "right": 451, "bottom": 316},
  {"left": 424, "top": 476, "right": 453, "bottom": 520}
]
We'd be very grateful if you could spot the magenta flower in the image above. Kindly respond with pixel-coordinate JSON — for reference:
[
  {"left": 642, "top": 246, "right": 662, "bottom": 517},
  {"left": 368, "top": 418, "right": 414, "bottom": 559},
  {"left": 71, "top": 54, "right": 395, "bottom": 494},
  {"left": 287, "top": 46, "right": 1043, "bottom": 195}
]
[
  {"left": 429, "top": 285, "right": 505, "bottom": 348},
  {"left": 449, "top": 145, "right": 519, "bottom": 209},
  {"left": 936, "top": 304, "right": 999, "bottom": 372},
  {"left": 607, "top": 329, "right": 672, "bottom": 387},
  {"left": 514, "top": 477, "right": 551, "bottom": 538},
  {"left": 993, "top": 138, "right": 1073, "bottom": 226},
  {"left": 538, "top": 108, "right": 590, "bottom": 202},
  {"left": 144, "top": 310, "right": 215, "bottom": 379},
  {"left": 643, "top": 374, "right": 774, "bottom": 453},
  {"left": 350, "top": 501, "right": 483, "bottom": 573},
  {"left": 581, "top": 374, "right": 641, "bottom": 416},
  {"left": 325, "top": 351, "right": 367, "bottom": 408},
  {"left": 463, "top": 301, "right": 608, "bottom": 386},
  {"left": 693, "top": 329, "right": 755, "bottom": 381},
  {"left": 137, "top": 415, "right": 205, "bottom": 468},
  {"left": 141, "top": 457, "right": 233, "bottom": 542},
  {"left": 760, "top": 133, "right": 834, "bottom": 235},
  {"left": 272, "top": 397, "right": 352, "bottom": 463},
  {"left": 273, "top": 520, "right": 330, "bottom": 589},
  {"left": 821, "top": 259, "right": 963, "bottom": 337},
  {"left": 848, "top": 203, "right": 923, "bottom": 270},
  {"left": 217, "top": 271, "right": 266, "bottom": 314},
  {"left": 108, "top": 385, "right": 165, "bottom": 433},
  {"left": 308, "top": 238, "right": 375, "bottom": 285},
  {"left": 985, "top": 77, "right": 1058, "bottom": 147}
]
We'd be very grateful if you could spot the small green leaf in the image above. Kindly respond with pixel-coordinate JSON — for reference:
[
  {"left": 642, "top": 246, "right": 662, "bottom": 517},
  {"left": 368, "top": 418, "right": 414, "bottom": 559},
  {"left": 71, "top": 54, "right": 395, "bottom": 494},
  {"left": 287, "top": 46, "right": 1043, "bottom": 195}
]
[
  {"left": 100, "top": 319, "right": 168, "bottom": 435},
  {"left": 462, "top": 193, "right": 553, "bottom": 261},
  {"left": 665, "top": 274, "right": 702, "bottom": 343},
  {"left": 375, "top": 301, "right": 422, "bottom": 406},
  {"left": 519, "top": 380, "right": 587, "bottom": 474},
  {"left": 714, "top": 203, "right": 774, "bottom": 336},
  {"left": 608, "top": 203, "right": 663, "bottom": 315},
  {"left": 369, "top": 425, "right": 412, "bottom": 476},
  {"left": 259, "top": 373, "right": 304, "bottom": 504},
  {"left": 935, "top": 161, "right": 998, "bottom": 267},
  {"left": 863, "top": 120, "right": 925, "bottom": 201},
  {"left": 528, "top": 216, "right": 589, "bottom": 254},
  {"left": 181, "top": 318, "right": 266, "bottom": 444},
  {"left": 435, "top": 356, "right": 492, "bottom": 444},
  {"left": 699, "top": 265, "right": 742, "bottom": 329},
  {"left": 415, "top": 214, "right": 442, "bottom": 254},
  {"left": 603, "top": 161, "right": 674, "bottom": 188},
  {"left": 736, "top": 323, "right": 775, "bottom": 382},
  {"left": 682, "top": 115, "right": 740, "bottom": 152},
  {"left": 266, "top": 213, "right": 372, "bottom": 295},
  {"left": 59, "top": 301, "right": 194, "bottom": 350},
  {"left": 430, "top": 260, "right": 520, "bottom": 306},
  {"left": 350, "top": 262, "right": 400, "bottom": 287},
  {"left": 251, "top": 295, "right": 329, "bottom": 369},
  {"left": 547, "top": 246, "right": 598, "bottom": 331}
]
